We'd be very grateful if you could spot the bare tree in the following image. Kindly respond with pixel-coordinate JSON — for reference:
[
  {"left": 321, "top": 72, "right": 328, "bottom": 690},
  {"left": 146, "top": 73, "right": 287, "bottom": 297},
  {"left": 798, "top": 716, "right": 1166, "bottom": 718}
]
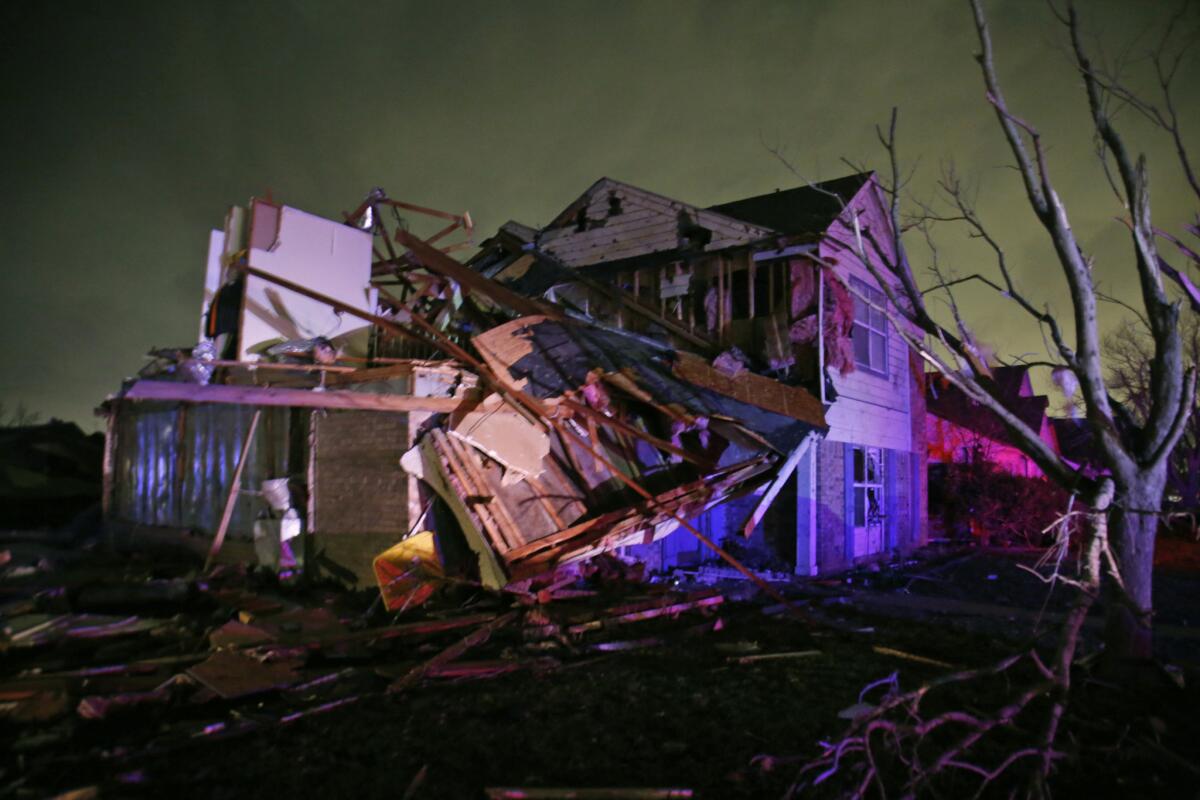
[
  {"left": 0, "top": 401, "right": 41, "bottom": 428},
  {"left": 843, "top": 0, "right": 1199, "bottom": 664},
  {"left": 770, "top": 3, "right": 1199, "bottom": 792},
  {"left": 1104, "top": 315, "right": 1200, "bottom": 517}
]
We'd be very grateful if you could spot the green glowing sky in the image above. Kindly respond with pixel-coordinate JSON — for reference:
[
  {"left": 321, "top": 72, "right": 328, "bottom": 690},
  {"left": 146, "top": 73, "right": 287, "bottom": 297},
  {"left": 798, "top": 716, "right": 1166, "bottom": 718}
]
[{"left": 1, "top": 1, "right": 1196, "bottom": 428}]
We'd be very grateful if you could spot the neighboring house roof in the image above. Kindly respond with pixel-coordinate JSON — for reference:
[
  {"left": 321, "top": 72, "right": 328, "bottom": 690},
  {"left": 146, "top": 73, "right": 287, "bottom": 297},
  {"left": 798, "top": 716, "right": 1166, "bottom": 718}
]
[
  {"left": 988, "top": 365, "right": 1033, "bottom": 399},
  {"left": 1049, "top": 417, "right": 1104, "bottom": 470},
  {"left": 708, "top": 173, "right": 874, "bottom": 238},
  {"left": 926, "top": 368, "right": 1048, "bottom": 446},
  {"left": 535, "top": 177, "right": 777, "bottom": 269}
]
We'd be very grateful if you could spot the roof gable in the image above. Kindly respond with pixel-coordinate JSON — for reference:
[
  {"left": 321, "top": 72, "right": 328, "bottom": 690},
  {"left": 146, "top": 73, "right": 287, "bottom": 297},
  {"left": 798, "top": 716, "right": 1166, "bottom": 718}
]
[{"left": 536, "top": 178, "right": 775, "bottom": 269}]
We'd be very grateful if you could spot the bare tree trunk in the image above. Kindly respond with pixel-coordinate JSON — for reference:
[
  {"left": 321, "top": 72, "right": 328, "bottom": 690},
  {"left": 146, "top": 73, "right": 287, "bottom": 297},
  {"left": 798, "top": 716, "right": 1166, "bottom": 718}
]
[{"left": 1105, "top": 472, "right": 1166, "bottom": 660}]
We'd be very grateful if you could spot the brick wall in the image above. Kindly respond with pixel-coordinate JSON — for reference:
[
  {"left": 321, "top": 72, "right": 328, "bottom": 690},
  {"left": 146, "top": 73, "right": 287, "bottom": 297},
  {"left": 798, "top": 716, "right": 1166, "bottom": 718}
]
[
  {"left": 814, "top": 439, "right": 849, "bottom": 574},
  {"left": 311, "top": 410, "right": 410, "bottom": 537},
  {"left": 894, "top": 451, "right": 912, "bottom": 550}
]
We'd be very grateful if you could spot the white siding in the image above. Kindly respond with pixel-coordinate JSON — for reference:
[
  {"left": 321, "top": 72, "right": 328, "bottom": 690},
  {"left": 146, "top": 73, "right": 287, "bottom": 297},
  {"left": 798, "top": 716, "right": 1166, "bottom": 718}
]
[{"left": 821, "top": 179, "right": 916, "bottom": 453}]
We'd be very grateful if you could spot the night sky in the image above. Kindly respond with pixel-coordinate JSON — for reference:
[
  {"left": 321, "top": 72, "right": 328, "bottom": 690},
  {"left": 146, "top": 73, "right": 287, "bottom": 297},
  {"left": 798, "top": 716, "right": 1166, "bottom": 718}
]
[{"left": 2, "top": 1, "right": 1196, "bottom": 428}]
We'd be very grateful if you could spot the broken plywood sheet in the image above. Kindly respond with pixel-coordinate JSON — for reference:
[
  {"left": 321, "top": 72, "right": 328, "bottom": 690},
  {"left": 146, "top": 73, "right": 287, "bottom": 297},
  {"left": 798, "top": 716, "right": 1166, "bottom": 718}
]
[
  {"left": 186, "top": 650, "right": 301, "bottom": 699},
  {"left": 449, "top": 394, "right": 549, "bottom": 482}
]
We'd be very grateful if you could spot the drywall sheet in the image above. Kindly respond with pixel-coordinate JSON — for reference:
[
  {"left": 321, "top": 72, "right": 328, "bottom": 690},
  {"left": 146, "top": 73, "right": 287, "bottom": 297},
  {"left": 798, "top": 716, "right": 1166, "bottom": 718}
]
[
  {"left": 200, "top": 229, "right": 225, "bottom": 340},
  {"left": 241, "top": 207, "right": 375, "bottom": 359}
]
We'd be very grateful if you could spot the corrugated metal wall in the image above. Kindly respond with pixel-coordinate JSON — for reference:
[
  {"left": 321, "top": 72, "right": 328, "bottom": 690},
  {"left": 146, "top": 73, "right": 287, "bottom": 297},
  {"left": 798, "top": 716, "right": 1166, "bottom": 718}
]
[{"left": 109, "top": 400, "right": 301, "bottom": 540}]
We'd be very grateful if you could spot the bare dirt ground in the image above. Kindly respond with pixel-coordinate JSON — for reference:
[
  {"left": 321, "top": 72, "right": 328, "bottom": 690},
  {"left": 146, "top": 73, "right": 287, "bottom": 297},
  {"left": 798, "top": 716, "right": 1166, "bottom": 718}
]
[{"left": 2, "top": 528, "right": 1199, "bottom": 799}]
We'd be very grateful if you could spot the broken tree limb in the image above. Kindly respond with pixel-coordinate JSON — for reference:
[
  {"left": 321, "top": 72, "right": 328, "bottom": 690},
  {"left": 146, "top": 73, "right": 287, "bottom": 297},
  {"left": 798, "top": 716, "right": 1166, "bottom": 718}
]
[
  {"left": 739, "top": 431, "right": 818, "bottom": 537},
  {"left": 205, "top": 409, "right": 261, "bottom": 572}
]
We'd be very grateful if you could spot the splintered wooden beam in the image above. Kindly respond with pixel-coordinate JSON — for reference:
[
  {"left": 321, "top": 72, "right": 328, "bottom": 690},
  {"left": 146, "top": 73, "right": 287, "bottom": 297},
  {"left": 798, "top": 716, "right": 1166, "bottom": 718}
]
[
  {"left": 396, "top": 229, "right": 557, "bottom": 319},
  {"left": 739, "top": 431, "right": 818, "bottom": 538},
  {"left": 422, "top": 218, "right": 466, "bottom": 246},
  {"left": 123, "top": 380, "right": 464, "bottom": 413},
  {"left": 383, "top": 198, "right": 469, "bottom": 225}
]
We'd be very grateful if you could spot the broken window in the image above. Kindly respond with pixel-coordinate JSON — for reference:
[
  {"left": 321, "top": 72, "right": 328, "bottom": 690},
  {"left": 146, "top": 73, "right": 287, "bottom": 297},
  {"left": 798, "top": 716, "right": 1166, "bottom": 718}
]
[
  {"left": 851, "top": 445, "right": 886, "bottom": 557},
  {"left": 851, "top": 277, "right": 887, "bottom": 375}
]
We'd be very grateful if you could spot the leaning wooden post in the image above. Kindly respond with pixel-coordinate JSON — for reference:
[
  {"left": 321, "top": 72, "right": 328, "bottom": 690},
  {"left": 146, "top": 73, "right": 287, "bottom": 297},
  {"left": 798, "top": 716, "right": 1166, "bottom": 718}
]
[{"left": 205, "top": 408, "right": 263, "bottom": 572}]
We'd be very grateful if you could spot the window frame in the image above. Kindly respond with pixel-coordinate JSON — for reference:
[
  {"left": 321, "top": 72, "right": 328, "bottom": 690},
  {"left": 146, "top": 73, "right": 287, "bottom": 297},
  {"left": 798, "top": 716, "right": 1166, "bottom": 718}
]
[
  {"left": 852, "top": 445, "right": 886, "bottom": 531},
  {"left": 850, "top": 276, "right": 889, "bottom": 377}
]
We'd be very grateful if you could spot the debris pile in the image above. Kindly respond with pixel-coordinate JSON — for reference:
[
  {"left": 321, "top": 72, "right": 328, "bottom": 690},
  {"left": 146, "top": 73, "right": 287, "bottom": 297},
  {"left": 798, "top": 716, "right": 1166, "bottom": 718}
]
[
  {"left": 98, "top": 188, "right": 828, "bottom": 599},
  {"left": 0, "top": 537, "right": 763, "bottom": 797}
]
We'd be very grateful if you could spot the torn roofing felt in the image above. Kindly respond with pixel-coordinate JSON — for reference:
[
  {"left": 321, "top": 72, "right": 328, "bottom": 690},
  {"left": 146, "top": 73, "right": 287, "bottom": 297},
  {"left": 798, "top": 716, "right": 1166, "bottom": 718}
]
[{"left": 473, "top": 315, "right": 826, "bottom": 452}]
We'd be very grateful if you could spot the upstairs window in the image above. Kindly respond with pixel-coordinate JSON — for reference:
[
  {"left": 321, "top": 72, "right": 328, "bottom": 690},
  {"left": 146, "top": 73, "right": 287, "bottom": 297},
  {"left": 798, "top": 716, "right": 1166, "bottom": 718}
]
[{"left": 851, "top": 276, "right": 888, "bottom": 375}]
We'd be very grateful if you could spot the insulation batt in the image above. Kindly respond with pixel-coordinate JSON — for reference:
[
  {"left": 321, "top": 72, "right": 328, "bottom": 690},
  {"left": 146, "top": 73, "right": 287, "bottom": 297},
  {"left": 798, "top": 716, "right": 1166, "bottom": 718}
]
[{"left": 790, "top": 259, "right": 817, "bottom": 317}]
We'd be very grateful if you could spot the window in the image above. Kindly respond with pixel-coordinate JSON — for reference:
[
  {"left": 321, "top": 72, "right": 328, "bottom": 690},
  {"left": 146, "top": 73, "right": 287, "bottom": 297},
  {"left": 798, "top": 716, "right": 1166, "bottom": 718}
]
[
  {"left": 851, "top": 277, "right": 888, "bottom": 375},
  {"left": 851, "top": 445, "right": 886, "bottom": 557}
]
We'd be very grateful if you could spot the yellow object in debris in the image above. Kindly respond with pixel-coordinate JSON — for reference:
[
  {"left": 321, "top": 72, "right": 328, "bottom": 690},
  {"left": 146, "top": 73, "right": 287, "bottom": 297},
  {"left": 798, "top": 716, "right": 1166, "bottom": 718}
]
[{"left": 373, "top": 531, "right": 444, "bottom": 612}]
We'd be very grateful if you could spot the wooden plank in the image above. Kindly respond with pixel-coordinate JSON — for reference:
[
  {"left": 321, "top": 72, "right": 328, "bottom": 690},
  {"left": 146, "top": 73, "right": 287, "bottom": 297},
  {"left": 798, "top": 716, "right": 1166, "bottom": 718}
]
[
  {"left": 443, "top": 431, "right": 527, "bottom": 549},
  {"left": 123, "top": 380, "right": 464, "bottom": 413},
  {"left": 381, "top": 198, "right": 466, "bottom": 224},
  {"left": 207, "top": 359, "right": 358, "bottom": 374},
  {"left": 738, "top": 432, "right": 817, "bottom": 538},
  {"left": 322, "top": 363, "right": 415, "bottom": 386},
  {"left": 431, "top": 430, "right": 519, "bottom": 553},
  {"left": 523, "top": 474, "right": 566, "bottom": 531},
  {"left": 204, "top": 409, "right": 262, "bottom": 571},
  {"left": 396, "top": 229, "right": 554, "bottom": 318}
]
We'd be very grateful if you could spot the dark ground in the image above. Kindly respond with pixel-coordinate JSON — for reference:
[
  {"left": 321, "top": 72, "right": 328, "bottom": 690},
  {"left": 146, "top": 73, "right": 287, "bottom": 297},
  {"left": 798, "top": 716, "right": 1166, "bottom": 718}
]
[{"left": 2, "top": 523, "right": 1199, "bottom": 799}]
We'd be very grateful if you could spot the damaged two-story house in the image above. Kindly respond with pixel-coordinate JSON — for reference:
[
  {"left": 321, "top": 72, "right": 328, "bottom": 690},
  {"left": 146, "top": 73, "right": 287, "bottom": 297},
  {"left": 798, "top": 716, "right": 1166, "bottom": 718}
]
[
  {"left": 470, "top": 173, "right": 928, "bottom": 576},
  {"left": 98, "top": 172, "right": 925, "bottom": 594}
]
